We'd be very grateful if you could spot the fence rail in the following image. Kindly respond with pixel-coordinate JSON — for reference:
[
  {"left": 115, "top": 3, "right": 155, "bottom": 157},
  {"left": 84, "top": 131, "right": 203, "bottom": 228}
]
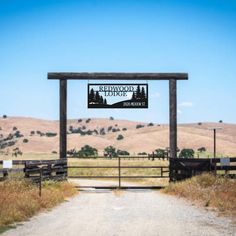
[
  {"left": 1, "top": 157, "right": 236, "bottom": 188},
  {"left": 170, "top": 157, "right": 236, "bottom": 181}
]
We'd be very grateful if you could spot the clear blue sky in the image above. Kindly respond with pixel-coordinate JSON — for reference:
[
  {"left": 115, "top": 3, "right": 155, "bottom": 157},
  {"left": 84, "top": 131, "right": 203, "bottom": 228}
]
[{"left": 0, "top": 0, "right": 235, "bottom": 123}]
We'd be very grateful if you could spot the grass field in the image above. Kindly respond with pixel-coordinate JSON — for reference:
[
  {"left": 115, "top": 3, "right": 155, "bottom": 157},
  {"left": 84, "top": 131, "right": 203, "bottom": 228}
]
[
  {"left": 68, "top": 158, "right": 169, "bottom": 186},
  {"left": 163, "top": 173, "right": 236, "bottom": 219},
  {"left": 0, "top": 178, "right": 76, "bottom": 232},
  {"left": 0, "top": 153, "right": 170, "bottom": 186}
]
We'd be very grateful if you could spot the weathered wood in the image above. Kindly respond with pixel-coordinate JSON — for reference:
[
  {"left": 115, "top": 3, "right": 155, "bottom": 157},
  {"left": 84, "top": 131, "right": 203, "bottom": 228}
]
[
  {"left": 169, "top": 79, "right": 177, "bottom": 159},
  {"left": 60, "top": 80, "right": 67, "bottom": 162},
  {"left": 48, "top": 72, "right": 188, "bottom": 80}
]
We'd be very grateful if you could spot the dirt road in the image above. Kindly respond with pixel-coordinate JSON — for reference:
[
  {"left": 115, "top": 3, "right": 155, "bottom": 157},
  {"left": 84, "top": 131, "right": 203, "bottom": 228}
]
[{"left": 3, "top": 180, "right": 236, "bottom": 236}]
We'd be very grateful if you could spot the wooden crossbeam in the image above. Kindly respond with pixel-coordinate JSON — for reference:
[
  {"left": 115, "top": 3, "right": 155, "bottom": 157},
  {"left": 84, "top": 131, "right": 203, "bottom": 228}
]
[{"left": 48, "top": 72, "right": 188, "bottom": 80}]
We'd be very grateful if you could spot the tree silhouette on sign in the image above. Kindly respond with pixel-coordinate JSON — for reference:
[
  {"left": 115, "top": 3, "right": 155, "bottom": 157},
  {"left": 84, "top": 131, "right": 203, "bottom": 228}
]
[
  {"left": 141, "top": 87, "right": 146, "bottom": 99},
  {"left": 89, "top": 89, "right": 108, "bottom": 105},
  {"left": 131, "top": 86, "right": 146, "bottom": 100},
  {"left": 89, "top": 88, "right": 95, "bottom": 103},
  {"left": 136, "top": 85, "right": 141, "bottom": 99}
]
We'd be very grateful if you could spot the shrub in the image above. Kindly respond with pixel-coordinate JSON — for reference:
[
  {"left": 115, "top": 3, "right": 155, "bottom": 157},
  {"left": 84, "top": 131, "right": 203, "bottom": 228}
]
[
  {"left": 100, "top": 128, "right": 106, "bottom": 135},
  {"left": 147, "top": 123, "right": 154, "bottom": 126},
  {"left": 2, "top": 115, "right": 7, "bottom": 119},
  {"left": 219, "top": 120, "right": 223, "bottom": 123},
  {"left": 86, "top": 130, "right": 93, "bottom": 135},
  {"left": 198, "top": 122, "right": 202, "bottom": 126},
  {"left": 122, "top": 128, "right": 127, "bottom": 131},
  {"left": 36, "top": 131, "right": 45, "bottom": 136},
  {"left": 107, "top": 126, "right": 113, "bottom": 132},
  {"left": 85, "top": 118, "right": 91, "bottom": 123},
  {"left": 52, "top": 151, "right": 57, "bottom": 154},
  {"left": 198, "top": 147, "right": 206, "bottom": 153},
  {"left": 136, "top": 124, "right": 145, "bottom": 129},
  {"left": 45, "top": 132, "right": 57, "bottom": 137},
  {"left": 179, "top": 148, "right": 195, "bottom": 158},
  {"left": 13, "top": 127, "right": 17, "bottom": 131},
  {"left": 78, "top": 119, "right": 82, "bottom": 123},
  {"left": 138, "top": 152, "right": 147, "bottom": 156},
  {"left": 93, "top": 129, "right": 98, "bottom": 135},
  {"left": 109, "top": 117, "right": 114, "bottom": 120},
  {"left": 117, "top": 149, "right": 129, "bottom": 156},
  {"left": 30, "top": 131, "right": 35, "bottom": 135},
  {"left": 15, "top": 131, "right": 23, "bottom": 138},
  {"left": 112, "top": 128, "right": 120, "bottom": 132},
  {"left": 117, "top": 134, "right": 124, "bottom": 140},
  {"left": 23, "top": 139, "right": 28, "bottom": 143}
]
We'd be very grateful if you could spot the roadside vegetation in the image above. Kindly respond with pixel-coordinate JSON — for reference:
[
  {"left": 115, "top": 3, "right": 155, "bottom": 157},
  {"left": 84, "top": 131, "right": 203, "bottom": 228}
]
[
  {"left": 163, "top": 173, "right": 236, "bottom": 218},
  {"left": 0, "top": 178, "right": 76, "bottom": 231}
]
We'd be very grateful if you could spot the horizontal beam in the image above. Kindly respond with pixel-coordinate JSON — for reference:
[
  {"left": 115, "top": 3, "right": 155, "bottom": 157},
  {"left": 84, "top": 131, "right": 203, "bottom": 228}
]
[
  {"left": 68, "top": 166, "right": 168, "bottom": 168},
  {"left": 68, "top": 176, "right": 169, "bottom": 178},
  {"left": 48, "top": 72, "right": 188, "bottom": 80}
]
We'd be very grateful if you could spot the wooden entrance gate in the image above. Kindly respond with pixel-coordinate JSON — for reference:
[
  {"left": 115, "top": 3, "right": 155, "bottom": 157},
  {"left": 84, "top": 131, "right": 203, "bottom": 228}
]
[{"left": 48, "top": 72, "right": 188, "bottom": 187}]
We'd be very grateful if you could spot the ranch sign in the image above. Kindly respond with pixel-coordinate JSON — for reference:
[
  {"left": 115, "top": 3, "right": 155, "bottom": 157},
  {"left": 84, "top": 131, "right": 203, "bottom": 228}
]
[{"left": 88, "top": 83, "right": 148, "bottom": 108}]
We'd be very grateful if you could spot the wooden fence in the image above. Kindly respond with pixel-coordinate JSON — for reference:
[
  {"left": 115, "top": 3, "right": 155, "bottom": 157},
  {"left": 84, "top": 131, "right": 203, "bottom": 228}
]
[
  {"left": 1, "top": 157, "right": 236, "bottom": 184},
  {"left": 169, "top": 157, "right": 236, "bottom": 181},
  {"left": 0, "top": 159, "right": 67, "bottom": 182}
]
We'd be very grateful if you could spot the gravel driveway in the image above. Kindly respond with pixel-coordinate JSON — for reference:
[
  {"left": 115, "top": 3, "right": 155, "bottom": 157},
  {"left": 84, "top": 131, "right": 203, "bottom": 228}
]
[{"left": 3, "top": 179, "right": 236, "bottom": 236}]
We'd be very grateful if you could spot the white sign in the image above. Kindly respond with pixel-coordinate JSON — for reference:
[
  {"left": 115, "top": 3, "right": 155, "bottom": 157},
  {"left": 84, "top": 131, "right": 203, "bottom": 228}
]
[
  {"left": 220, "top": 158, "right": 230, "bottom": 166},
  {"left": 3, "top": 160, "right": 13, "bottom": 169}
]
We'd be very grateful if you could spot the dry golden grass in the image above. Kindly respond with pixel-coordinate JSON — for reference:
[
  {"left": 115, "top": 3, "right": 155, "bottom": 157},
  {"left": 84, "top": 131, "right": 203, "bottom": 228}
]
[
  {"left": 163, "top": 174, "right": 236, "bottom": 217},
  {"left": 1, "top": 117, "right": 236, "bottom": 156},
  {"left": 0, "top": 178, "right": 77, "bottom": 227},
  {"left": 68, "top": 158, "right": 169, "bottom": 186}
]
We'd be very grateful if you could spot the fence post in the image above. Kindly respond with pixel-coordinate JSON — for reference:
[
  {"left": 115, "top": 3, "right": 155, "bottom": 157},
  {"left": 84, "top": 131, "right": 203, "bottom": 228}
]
[
  {"left": 118, "top": 156, "right": 121, "bottom": 188},
  {"left": 39, "top": 168, "right": 42, "bottom": 197}
]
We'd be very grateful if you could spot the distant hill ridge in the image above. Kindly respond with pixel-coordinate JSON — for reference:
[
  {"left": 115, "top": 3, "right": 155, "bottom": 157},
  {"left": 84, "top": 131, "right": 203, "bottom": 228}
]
[{"left": 0, "top": 116, "right": 236, "bottom": 156}]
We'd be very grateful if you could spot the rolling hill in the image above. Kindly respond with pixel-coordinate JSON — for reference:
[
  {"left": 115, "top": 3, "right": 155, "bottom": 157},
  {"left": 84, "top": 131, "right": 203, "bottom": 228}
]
[{"left": 0, "top": 117, "right": 236, "bottom": 156}]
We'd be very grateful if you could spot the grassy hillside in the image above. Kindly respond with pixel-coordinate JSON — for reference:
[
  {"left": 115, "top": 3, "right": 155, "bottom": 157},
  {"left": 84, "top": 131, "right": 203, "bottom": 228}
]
[{"left": 1, "top": 117, "right": 236, "bottom": 157}]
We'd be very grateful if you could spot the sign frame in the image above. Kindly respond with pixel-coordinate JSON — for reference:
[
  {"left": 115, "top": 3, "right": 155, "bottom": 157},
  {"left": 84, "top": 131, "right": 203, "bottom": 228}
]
[{"left": 87, "top": 83, "right": 148, "bottom": 109}]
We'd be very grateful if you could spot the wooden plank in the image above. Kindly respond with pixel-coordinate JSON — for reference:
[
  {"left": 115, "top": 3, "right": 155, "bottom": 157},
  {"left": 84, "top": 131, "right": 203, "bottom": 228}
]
[{"left": 48, "top": 72, "right": 188, "bottom": 80}]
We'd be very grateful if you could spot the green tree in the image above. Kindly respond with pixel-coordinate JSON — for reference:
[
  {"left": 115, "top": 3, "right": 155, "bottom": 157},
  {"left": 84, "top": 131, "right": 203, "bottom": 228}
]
[
  {"left": 155, "top": 149, "right": 166, "bottom": 158},
  {"left": 179, "top": 148, "right": 195, "bottom": 158},
  {"left": 78, "top": 145, "right": 98, "bottom": 157},
  {"left": 104, "top": 146, "right": 117, "bottom": 157},
  {"left": 117, "top": 134, "right": 124, "bottom": 140}
]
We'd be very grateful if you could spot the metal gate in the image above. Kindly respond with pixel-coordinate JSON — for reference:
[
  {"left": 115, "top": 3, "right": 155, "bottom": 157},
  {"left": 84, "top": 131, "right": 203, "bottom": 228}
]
[{"left": 67, "top": 156, "right": 169, "bottom": 189}]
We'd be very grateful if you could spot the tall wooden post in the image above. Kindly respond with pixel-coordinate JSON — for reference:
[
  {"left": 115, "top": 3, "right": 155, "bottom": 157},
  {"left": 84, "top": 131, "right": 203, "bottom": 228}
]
[
  {"left": 169, "top": 79, "right": 177, "bottom": 181},
  {"left": 60, "top": 79, "right": 67, "bottom": 164}
]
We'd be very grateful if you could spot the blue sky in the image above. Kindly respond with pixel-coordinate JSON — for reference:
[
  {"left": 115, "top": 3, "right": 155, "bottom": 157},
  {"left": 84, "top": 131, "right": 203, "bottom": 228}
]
[{"left": 0, "top": 0, "right": 236, "bottom": 123}]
